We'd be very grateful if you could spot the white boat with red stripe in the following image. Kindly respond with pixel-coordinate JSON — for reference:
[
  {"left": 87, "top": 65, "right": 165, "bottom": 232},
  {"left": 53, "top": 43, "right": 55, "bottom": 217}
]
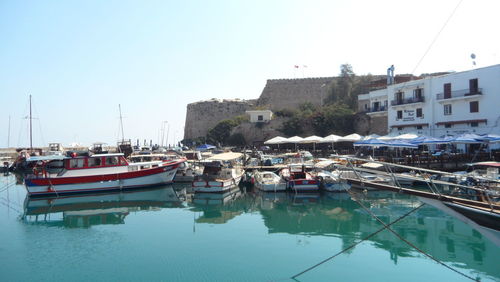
[
  {"left": 24, "top": 153, "right": 186, "bottom": 197},
  {"left": 280, "top": 163, "right": 319, "bottom": 192}
]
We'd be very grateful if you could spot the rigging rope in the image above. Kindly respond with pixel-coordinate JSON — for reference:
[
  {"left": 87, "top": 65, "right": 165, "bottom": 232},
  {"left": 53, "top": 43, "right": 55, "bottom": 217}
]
[
  {"left": 348, "top": 191, "right": 479, "bottom": 282},
  {"left": 290, "top": 201, "right": 426, "bottom": 280}
]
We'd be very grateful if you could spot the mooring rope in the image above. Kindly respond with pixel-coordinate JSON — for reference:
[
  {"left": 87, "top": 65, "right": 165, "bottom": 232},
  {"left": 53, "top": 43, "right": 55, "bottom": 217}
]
[
  {"left": 348, "top": 192, "right": 479, "bottom": 282},
  {"left": 290, "top": 202, "right": 425, "bottom": 280}
]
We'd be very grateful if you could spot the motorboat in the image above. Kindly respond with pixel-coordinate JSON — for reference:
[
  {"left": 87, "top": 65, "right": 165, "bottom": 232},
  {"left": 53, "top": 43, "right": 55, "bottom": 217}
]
[
  {"left": 316, "top": 171, "right": 351, "bottom": 192},
  {"left": 253, "top": 171, "right": 287, "bottom": 192},
  {"left": 174, "top": 161, "right": 203, "bottom": 183},
  {"left": 192, "top": 152, "right": 244, "bottom": 193},
  {"left": 280, "top": 163, "right": 319, "bottom": 193},
  {"left": 24, "top": 153, "right": 186, "bottom": 197}
]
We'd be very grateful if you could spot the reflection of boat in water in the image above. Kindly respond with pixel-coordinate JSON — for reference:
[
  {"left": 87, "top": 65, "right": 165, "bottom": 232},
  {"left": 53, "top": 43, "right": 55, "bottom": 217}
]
[
  {"left": 192, "top": 190, "right": 241, "bottom": 206},
  {"left": 23, "top": 186, "right": 184, "bottom": 227},
  {"left": 419, "top": 197, "right": 500, "bottom": 246}
]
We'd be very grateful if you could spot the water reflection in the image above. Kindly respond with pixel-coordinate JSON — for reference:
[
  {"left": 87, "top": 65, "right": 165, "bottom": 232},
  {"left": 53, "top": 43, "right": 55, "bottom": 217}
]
[
  {"left": 16, "top": 183, "right": 500, "bottom": 279},
  {"left": 23, "top": 185, "right": 185, "bottom": 228}
]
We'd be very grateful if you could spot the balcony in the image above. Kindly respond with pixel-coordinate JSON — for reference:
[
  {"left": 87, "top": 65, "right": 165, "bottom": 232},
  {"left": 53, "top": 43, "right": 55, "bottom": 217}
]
[
  {"left": 436, "top": 88, "right": 482, "bottom": 100},
  {"left": 390, "top": 96, "right": 425, "bottom": 106},
  {"left": 364, "top": 106, "right": 388, "bottom": 114}
]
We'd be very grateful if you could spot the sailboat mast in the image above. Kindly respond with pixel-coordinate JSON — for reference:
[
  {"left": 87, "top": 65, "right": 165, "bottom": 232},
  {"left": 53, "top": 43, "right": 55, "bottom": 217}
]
[
  {"left": 29, "top": 95, "right": 33, "bottom": 150},
  {"left": 119, "top": 104, "right": 125, "bottom": 141},
  {"left": 7, "top": 115, "right": 10, "bottom": 148}
]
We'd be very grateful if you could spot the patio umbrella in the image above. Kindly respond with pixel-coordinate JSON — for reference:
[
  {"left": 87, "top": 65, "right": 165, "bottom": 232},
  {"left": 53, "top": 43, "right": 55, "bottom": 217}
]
[
  {"left": 354, "top": 138, "right": 388, "bottom": 156},
  {"left": 361, "top": 134, "right": 381, "bottom": 141},
  {"left": 411, "top": 136, "right": 450, "bottom": 145},
  {"left": 319, "top": 134, "right": 342, "bottom": 151},
  {"left": 338, "top": 133, "right": 363, "bottom": 142},
  {"left": 286, "top": 136, "right": 304, "bottom": 151},
  {"left": 384, "top": 140, "right": 418, "bottom": 149},
  {"left": 300, "top": 135, "right": 324, "bottom": 151},
  {"left": 394, "top": 133, "right": 419, "bottom": 140},
  {"left": 449, "top": 133, "right": 483, "bottom": 144},
  {"left": 264, "top": 136, "right": 288, "bottom": 150},
  {"left": 264, "top": 136, "right": 288, "bottom": 145},
  {"left": 476, "top": 134, "right": 500, "bottom": 143}
]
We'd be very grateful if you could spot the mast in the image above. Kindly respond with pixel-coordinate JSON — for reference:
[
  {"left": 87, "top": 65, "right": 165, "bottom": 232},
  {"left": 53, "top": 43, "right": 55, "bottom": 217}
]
[
  {"left": 29, "top": 95, "right": 33, "bottom": 151},
  {"left": 7, "top": 115, "right": 10, "bottom": 148},
  {"left": 119, "top": 104, "right": 125, "bottom": 142}
]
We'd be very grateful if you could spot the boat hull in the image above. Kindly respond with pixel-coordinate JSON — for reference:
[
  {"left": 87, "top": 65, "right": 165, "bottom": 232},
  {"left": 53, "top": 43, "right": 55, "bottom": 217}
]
[
  {"left": 322, "top": 182, "right": 351, "bottom": 192},
  {"left": 25, "top": 162, "right": 181, "bottom": 197},
  {"left": 192, "top": 175, "right": 243, "bottom": 193},
  {"left": 254, "top": 182, "right": 287, "bottom": 192},
  {"left": 288, "top": 179, "right": 319, "bottom": 192}
]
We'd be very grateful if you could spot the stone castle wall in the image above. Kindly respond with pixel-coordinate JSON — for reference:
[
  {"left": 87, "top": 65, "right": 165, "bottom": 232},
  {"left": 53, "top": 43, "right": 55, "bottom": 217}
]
[
  {"left": 257, "top": 77, "right": 334, "bottom": 110},
  {"left": 184, "top": 98, "right": 256, "bottom": 140},
  {"left": 354, "top": 113, "right": 388, "bottom": 136}
]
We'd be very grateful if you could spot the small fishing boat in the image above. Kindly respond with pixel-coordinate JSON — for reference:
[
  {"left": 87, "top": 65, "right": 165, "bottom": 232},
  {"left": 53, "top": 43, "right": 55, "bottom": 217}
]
[
  {"left": 192, "top": 152, "right": 244, "bottom": 193},
  {"left": 316, "top": 171, "right": 351, "bottom": 192},
  {"left": 253, "top": 171, "right": 287, "bottom": 192},
  {"left": 281, "top": 163, "right": 319, "bottom": 193},
  {"left": 24, "top": 153, "right": 186, "bottom": 197}
]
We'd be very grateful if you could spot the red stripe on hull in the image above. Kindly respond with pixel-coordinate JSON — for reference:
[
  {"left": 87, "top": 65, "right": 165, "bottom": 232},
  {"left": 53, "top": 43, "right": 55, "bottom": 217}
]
[{"left": 27, "top": 162, "right": 181, "bottom": 187}]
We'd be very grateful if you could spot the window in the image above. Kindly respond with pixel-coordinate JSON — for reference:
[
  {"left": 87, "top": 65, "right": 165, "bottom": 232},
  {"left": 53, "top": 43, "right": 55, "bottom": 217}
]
[
  {"left": 414, "top": 88, "right": 423, "bottom": 100},
  {"left": 416, "top": 125, "right": 423, "bottom": 130},
  {"left": 395, "top": 92, "right": 404, "bottom": 103},
  {"left": 444, "top": 83, "right": 451, "bottom": 99},
  {"left": 470, "top": 122, "right": 479, "bottom": 127},
  {"left": 397, "top": 127, "right": 403, "bottom": 131},
  {"left": 444, "top": 104, "right": 452, "bottom": 115},
  {"left": 105, "top": 156, "right": 119, "bottom": 166},
  {"left": 470, "top": 101, "right": 479, "bottom": 113},
  {"left": 69, "top": 159, "right": 84, "bottom": 168},
  {"left": 257, "top": 115, "right": 263, "bottom": 121},
  {"left": 364, "top": 104, "right": 368, "bottom": 110},
  {"left": 469, "top": 78, "right": 479, "bottom": 94},
  {"left": 416, "top": 108, "right": 423, "bottom": 118},
  {"left": 445, "top": 124, "right": 452, "bottom": 128},
  {"left": 373, "top": 101, "right": 380, "bottom": 111},
  {"left": 88, "top": 157, "right": 102, "bottom": 167},
  {"left": 397, "top": 110, "right": 402, "bottom": 120},
  {"left": 384, "top": 100, "right": 388, "bottom": 108}
]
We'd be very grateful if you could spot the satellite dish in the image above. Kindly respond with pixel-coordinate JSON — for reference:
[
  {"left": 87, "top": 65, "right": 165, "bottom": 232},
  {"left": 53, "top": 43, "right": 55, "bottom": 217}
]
[{"left": 471, "top": 53, "right": 476, "bottom": 59}]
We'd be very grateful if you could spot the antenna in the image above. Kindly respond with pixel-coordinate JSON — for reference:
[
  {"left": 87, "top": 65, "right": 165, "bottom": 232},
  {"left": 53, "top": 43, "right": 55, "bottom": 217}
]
[
  {"left": 7, "top": 115, "right": 10, "bottom": 148},
  {"left": 29, "top": 95, "right": 33, "bottom": 150}
]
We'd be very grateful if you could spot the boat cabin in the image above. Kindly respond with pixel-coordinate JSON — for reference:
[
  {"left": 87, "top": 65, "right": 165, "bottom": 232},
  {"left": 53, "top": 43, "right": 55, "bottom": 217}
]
[{"left": 65, "top": 153, "right": 128, "bottom": 170}]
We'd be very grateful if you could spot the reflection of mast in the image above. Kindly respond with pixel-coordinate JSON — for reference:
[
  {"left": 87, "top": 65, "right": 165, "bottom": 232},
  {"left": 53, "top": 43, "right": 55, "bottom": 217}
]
[{"left": 29, "top": 95, "right": 33, "bottom": 150}]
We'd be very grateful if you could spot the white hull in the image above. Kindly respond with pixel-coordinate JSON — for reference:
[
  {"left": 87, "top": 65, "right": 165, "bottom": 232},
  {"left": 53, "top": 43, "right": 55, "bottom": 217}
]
[
  {"left": 27, "top": 168, "right": 178, "bottom": 196},
  {"left": 193, "top": 175, "right": 243, "bottom": 193},
  {"left": 255, "top": 182, "right": 287, "bottom": 192}
]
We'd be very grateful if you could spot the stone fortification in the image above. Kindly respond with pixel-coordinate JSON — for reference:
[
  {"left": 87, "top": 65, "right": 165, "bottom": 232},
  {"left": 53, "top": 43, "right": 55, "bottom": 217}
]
[
  {"left": 257, "top": 77, "right": 334, "bottom": 110},
  {"left": 184, "top": 98, "right": 256, "bottom": 140}
]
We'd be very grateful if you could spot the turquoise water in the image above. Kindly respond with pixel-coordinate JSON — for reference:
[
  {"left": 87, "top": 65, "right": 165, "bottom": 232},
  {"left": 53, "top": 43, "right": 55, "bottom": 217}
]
[{"left": 0, "top": 174, "right": 499, "bottom": 282}]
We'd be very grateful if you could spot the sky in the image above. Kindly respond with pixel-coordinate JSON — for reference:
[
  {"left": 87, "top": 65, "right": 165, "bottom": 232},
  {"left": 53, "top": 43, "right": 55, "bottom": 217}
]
[{"left": 1, "top": 0, "right": 499, "bottom": 148}]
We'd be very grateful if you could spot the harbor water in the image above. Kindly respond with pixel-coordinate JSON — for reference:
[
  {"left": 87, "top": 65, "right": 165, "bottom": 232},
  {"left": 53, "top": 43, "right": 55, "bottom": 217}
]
[{"left": 0, "top": 174, "right": 499, "bottom": 282}]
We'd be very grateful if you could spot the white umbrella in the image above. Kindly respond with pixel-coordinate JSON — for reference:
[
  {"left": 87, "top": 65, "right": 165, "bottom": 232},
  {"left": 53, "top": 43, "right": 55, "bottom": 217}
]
[
  {"left": 286, "top": 136, "right": 304, "bottom": 151},
  {"left": 300, "top": 135, "right": 324, "bottom": 151},
  {"left": 361, "top": 134, "right": 381, "bottom": 141},
  {"left": 319, "top": 134, "right": 342, "bottom": 143},
  {"left": 378, "top": 133, "right": 399, "bottom": 141},
  {"left": 395, "top": 133, "right": 419, "bottom": 140},
  {"left": 338, "top": 133, "right": 363, "bottom": 142},
  {"left": 264, "top": 136, "right": 288, "bottom": 145}
]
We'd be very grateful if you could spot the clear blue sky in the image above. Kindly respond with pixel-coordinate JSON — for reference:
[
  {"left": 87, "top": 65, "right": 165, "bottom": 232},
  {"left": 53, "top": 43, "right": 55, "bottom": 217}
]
[{"left": 1, "top": 0, "right": 498, "bottom": 148}]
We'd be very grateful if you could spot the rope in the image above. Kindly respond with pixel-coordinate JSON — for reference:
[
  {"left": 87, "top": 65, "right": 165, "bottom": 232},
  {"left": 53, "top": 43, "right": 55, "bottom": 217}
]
[
  {"left": 290, "top": 202, "right": 425, "bottom": 280},
  {"left": 349, "top": 191, "right": 479, "bottom": 281}
]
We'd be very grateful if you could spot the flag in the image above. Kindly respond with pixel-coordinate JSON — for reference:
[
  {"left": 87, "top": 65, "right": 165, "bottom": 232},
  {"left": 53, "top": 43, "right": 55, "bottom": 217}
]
[{"left": 294, "top": 65, "right": 299, "bottom": 68}]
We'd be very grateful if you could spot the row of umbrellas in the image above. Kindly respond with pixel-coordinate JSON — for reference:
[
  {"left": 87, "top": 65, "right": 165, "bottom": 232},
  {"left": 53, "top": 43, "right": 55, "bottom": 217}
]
[{"left": 264, "top": 133, "right": 500, "bottom": 150}]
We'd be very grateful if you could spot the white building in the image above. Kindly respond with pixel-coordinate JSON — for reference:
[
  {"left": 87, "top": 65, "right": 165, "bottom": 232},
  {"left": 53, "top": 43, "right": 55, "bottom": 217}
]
[
  {"left": 245, "top": 110, "right": 273, "bottom": 123},
  {"left": 359, "top": 64, "right": 500, "bottom": 137}
]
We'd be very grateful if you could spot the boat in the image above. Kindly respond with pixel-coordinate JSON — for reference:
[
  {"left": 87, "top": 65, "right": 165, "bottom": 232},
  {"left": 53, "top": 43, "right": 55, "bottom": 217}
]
[
  {"left": 316, "top": 171, "right": 351, "bottom": 192},
  {"left": 24, "top": 153, "right": 186, "bottom": 197},
  {"left": 174, "top": 161, "right": 203, "bottom": 183},
  {"left": 192, "top": 152, "right": 244, "bottom": 193},
  {"left": 253, "top": 171, "right": 287, "bottom": 192},
  {"left": 280, "top": 163, "right": 319, "bottom": 193}
]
